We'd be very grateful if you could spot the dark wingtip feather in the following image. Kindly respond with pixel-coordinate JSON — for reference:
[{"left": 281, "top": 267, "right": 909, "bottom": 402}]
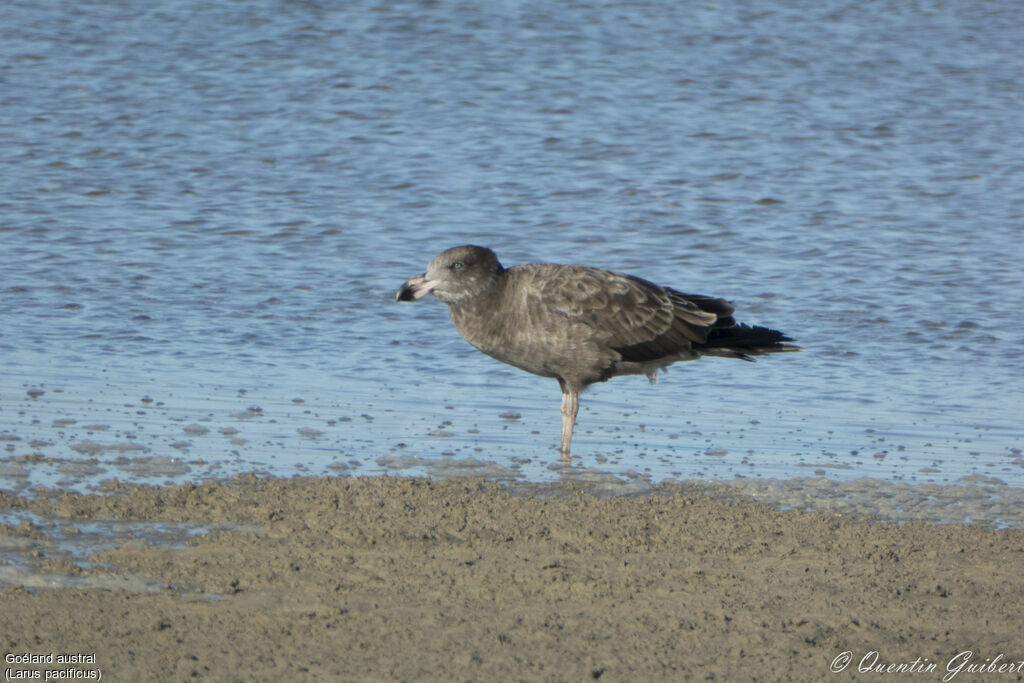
[{"left": 699, "top": 323, "right": 799, "bottom": 357}]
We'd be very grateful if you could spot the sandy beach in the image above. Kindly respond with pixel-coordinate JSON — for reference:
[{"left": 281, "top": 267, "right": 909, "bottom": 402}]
[{"left": 1, "top": 475, "right": 1022, "bottom": 681}]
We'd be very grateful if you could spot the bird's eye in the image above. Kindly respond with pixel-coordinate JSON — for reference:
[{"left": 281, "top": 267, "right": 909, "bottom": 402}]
[{"left": 449, "top": 261, "right": 465, "bottom": 271}]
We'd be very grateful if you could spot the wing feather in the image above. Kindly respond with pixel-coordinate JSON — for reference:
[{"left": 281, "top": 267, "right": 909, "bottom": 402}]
[{"left": 526, "top": 265, "right": 732, "bottom": 363}]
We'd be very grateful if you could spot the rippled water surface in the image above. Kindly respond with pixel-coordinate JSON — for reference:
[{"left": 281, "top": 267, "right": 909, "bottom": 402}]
[{"left": 2, "top": 0, "right": 1022, "bottom": 519}]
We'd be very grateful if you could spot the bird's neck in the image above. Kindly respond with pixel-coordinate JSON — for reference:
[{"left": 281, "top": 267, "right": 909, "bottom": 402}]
[{"left": 447, "top": 275, "right": 509, "bottom": 351}]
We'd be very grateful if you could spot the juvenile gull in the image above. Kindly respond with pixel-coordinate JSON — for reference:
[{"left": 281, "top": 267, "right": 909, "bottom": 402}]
[{"left": 396, "top": 245, "right": 798, "bottom": 459}]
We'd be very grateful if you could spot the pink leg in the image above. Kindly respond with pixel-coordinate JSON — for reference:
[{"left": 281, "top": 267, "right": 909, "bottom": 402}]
[{"left": 560, "top": 389, "right": 578, "bottom": 459}]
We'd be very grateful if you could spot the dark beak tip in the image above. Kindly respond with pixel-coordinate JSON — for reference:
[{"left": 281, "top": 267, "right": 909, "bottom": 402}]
[{"left": 396, "top": 284, "right": 414, "bottom": 302}]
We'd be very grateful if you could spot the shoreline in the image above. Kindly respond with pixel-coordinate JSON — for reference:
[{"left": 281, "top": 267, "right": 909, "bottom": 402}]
[{"left": 2, "top": 474, "right": 1023, "bottom": 680}]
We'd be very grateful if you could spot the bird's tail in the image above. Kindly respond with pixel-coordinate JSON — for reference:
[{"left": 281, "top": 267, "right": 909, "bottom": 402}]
[{"left": 697, "top": 323, "right": 799, "bottom": 361}]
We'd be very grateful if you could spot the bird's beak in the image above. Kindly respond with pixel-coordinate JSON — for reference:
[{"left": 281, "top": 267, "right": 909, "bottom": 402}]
[{"left": 396, "top": 274, "right": 436, "bottom": 302}]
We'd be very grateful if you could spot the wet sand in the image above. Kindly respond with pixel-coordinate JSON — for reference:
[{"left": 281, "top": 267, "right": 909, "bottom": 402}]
[{"left": 2, "top": 475, "right": 1022, "bottom": 681}]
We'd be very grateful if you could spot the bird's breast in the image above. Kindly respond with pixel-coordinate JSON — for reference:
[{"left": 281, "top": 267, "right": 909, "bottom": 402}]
[
  {"left": 450, "top": 300, "right": 517, "bottom": 355},
  {"left": 448, "top": 297, "right": 560, "bottom": 378}
]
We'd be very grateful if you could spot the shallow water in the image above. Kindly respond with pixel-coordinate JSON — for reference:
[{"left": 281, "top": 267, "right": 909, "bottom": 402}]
[
  {"left": 0, "top": 507, "right": 248, "bottom": 592},
  {"left": 2, "top": 0, "right": 1023, "bottom": 520}
]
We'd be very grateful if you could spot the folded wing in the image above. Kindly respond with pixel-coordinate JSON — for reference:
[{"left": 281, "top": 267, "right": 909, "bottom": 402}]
[{"left": 531, "top": 266, "right": 736, "bottom": 363}]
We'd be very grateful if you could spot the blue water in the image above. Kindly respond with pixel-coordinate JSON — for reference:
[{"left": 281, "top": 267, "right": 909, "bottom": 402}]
[{"left": 2, "top": 0, "right": 1023, "bottom": 515}]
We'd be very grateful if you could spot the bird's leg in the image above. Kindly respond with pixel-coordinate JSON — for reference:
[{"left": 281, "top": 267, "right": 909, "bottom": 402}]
[{"left": 560, "top": 388, "right": 579, "bottom": 461}]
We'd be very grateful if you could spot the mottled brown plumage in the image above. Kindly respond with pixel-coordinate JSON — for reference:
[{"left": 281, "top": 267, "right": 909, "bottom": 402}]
[{"left": 396, "top": 245, "right": 797, "bottom": 459}]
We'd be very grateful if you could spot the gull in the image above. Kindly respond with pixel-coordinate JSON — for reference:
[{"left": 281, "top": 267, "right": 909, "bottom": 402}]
[{"left": 396, "top": 245, "right": 797, "bottom": 459}]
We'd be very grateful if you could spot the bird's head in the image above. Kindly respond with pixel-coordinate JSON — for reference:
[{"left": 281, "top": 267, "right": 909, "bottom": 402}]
[{"left": 396, "top": 245, "right": 504, "bottom": 305}]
